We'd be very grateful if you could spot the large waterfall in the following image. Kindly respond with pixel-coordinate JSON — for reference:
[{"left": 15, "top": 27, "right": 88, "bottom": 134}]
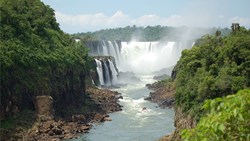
[
  {"left": 82, "top": 40, "right": 191, "bottom": 140},
  {"left": 87, "top": 40, "right": 192, "bottom": 74}
]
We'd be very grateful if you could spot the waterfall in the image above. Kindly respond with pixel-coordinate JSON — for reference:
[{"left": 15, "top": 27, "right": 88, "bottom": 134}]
[
  {"left": 103, "top": 61, "right": 111, "bottom": 87},
  {"left": 88, "top": 40, "right": 192, "bottom": 74},
  {"left": 94, "top": 58, "right": 118, "bottom": 87},
  {"left": 95, "top": 59, "right": 104, "bottom": 86},
  {"left": 108, "top": 59, "right": 118, "bottom": 85},
  {"left": 119, "top": 41, "right": 189, "bottom": 74}
]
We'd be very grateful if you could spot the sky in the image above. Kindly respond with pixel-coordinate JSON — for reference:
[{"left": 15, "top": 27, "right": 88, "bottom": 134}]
[{"left": 41, "top": 0, "right": 250, "bottom": 34}]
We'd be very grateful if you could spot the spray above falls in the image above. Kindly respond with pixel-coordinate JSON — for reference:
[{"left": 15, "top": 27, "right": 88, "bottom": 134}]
[{"left": 87, "top": 40, "right": 193, "bottom": 75}]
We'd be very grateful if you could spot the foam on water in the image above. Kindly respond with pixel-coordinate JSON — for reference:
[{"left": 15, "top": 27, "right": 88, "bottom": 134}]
[{"left": 73, "top": 75, "right": 175, "bottom": 141}]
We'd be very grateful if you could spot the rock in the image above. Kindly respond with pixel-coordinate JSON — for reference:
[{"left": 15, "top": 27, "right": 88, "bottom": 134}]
[
  {"left": 153, "top": 74, "right": 170, "bottom": 81},
  {"left": 48, "top": 130, "right": 54, "bottom": 136},
  {"left": 72, "top": 115, "right": 86, "bottom": 122},
  {"left": 35, "top": 96, "right": 54, "bottom": 118},
  {"left": 145, "top": 80, "right": 175, "bottom": 108},
  {"left": 52, "top": 127, "right": 63, "bottom": 135},
  {"left": 104, "top": 117, "right": 112, "bottom": 121},
  {"left": 159, "top": 98, "right": 175, "bottom": 108},
  {"left": 80, "top": 125, "right": 91, "bottom": 130},
  {"left": 94, "top": 113, "right": 104, "bottom": 122},
  {"left": 144, "top": 96, "right": 151, "bottom": 100},
  {"left": 117, "top": 96, "right": 123, "bottom": 99}
]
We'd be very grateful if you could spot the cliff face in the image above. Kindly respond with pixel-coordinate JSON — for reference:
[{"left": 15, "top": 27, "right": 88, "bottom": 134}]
[
  {"left": 160, "top": 107, "right": 196, "bottom": 141},
  {"left": 171, "top": 107, "right": 196, "bottom": 141}
]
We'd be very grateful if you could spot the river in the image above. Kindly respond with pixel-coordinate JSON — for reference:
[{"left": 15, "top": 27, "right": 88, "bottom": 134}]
[{"left": 71, "top": 75, "right": 175, "bottom": 141}]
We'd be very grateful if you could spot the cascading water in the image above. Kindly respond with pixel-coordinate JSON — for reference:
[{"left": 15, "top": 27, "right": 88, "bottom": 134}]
[
  {"left": 87, "top": 40, "right": 192, "bottom": 74},
  {"left": 103, "top": 61, "right": 111, "bottom": 87},
  {"left": 94, "top": 58, "right": 118, "bottom": 87},
  {"left": 73, "top": 75, "right": 175, "bottom": 141},
  {"left": 80, "top": 40, "right": 193, "bottom": 141},
  {"left": 108, "top": 59, "right": 118, "bottom": 85},
  {"left": 95, "top": 59, "right": 104, "bottom": 86}
]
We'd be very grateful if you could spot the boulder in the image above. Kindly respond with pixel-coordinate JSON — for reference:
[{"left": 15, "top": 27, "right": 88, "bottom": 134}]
[
  {"left": 52, "top": 127, "right": 63, "bottom": 135},
  {"left": 94, "top": 113, "right": 104, "bottom": 122},
  {"left": 72, "top": 115, "right": 86, "bottom": 122},
  {"left": 144, "top": 96, "right": 151, "bottom": 100},
  {"left": 104, "top": 117, "right": 112, "bottom": 121}
]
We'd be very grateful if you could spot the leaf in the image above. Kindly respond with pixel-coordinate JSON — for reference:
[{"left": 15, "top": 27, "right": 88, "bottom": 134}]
[
  {"left": 233, "top": 109, "right": 237, "bottom": 117},
  {"left": 218, "top": 124, "right": 225, "bottom": 132}
]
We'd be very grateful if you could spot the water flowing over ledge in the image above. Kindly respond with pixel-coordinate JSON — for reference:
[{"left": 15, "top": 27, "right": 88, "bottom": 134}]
[{"left": 86, "top": 40, "right": 193, "bottom": 74}]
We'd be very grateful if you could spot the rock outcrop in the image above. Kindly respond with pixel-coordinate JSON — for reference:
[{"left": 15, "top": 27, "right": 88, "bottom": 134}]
[
  {"left": 2, "top": 86, "right": 122, "bottom": 141},
  {"left": 145, "top": 81, "right": 175, "bottom": 108},
  {"left": 145, "top": 80, "right": 196, "bottom": 141},
  {"left": 159, "top": 107, "right": 196, "bottom": 141},
  {"left": 35, "top": 96, "right": 54, "bottom": 119}
]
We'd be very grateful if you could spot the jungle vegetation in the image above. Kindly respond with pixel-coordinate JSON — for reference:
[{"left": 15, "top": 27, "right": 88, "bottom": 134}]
[{"left": 0, "top": 0, "right": 92, "bottom": 120}]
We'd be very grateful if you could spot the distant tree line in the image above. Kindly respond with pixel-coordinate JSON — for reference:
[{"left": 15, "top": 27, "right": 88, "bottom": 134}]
[{"left": 71, "top": 25, "right": 231, "bottom": 42}]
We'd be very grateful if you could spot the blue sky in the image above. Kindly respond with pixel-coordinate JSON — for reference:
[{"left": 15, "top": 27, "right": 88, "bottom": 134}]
[{"left": 41, "top": 0, "right": 250, "bottom": 33}]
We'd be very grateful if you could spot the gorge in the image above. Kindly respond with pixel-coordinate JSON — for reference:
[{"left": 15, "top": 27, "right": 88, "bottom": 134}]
[
  {"left": 75, "top": 40, "right": 193, "bottom": 140},
  {"left": 1, "top": 0, "right": 249, "bottom": 140}
]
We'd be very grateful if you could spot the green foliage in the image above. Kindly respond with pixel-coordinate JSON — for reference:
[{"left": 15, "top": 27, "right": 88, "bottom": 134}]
[
  {"left": 72, "top": 26, "right": 231, "bottom": 42},
  {"left": 0, "top": 0, "right": 90, "bottom": 118},
  {"left": 0, "top": 110, "right": 36, "bottom": 129},
  {"left": 174, "top": 28, "right": 250, "bottom": 119},
  {"left": 181, "top": 89, "right": 250, "bottom": 141}
]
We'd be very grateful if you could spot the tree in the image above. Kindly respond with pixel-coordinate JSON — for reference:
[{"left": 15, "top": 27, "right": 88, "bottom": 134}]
[{"left": 181, "top": 89, "right": 250, "bottom": 141}]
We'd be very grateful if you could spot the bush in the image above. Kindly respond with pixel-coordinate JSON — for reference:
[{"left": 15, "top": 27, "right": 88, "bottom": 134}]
[{"left": 181, "top": 89, "right": 250, "bottom": 141}]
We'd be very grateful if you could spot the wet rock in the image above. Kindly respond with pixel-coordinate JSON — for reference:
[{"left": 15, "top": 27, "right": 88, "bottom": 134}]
[
  {"left": 117, "top": 95, "right": 123, "bottom": 99},
  {"left": 144, "top": 96, "right": 151, "bottom": 100},
  {"left": 52, "top": 127, "right": 63, "bottom": 135},
  {"left": 94, "top": 113, "right": 105, "bottom": 122},
  {"left": 146, "top": 80, "right": 175, "bottom": 108},
  {"left": 72, "top": 115, "right": 86, "bottom": 122},
  {"left": 159, "top": 98, "right": 175, "bottom": 108},
  {"left": 104, "top": 117, "right": 112, "bottom": 121}
]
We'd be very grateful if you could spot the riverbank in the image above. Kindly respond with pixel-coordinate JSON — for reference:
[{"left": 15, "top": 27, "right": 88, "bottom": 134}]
[
  {"left": 145, "top": 79, "right": 197, "bottom": 141},
  {"left": 145, "top": 79, "right": 175, "bottom": 108},
  {"left": 0, "top": 87, "right": 122, "bottom": 141}
]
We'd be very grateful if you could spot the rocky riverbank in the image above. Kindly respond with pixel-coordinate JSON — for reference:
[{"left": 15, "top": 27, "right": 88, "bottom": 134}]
[
  {"left": 145, "top": 80, "right": 175, "bottom": 108},
  {"left": 0, "top": 87, "right": 122, "bottom": 141},
  {"left": 145, "top": 79, "right": 196, "bottom": 141},
  {"left": 159, "top": 107, "right": 196, "bottom": 141}
]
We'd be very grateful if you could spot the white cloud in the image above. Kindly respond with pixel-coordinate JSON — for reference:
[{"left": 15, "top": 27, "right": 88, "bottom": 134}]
[
  {"left": 55, "top": 11, "right": 186, "bottom": 33},
  {"left": 134, "top": 15, "right": 160, "bottom": 26},
  {"left": 54, "top": 11, "right": 250, "bottom": 33},
  {"left": 229, "top": 17, "right": 250, "bottom": 27}
]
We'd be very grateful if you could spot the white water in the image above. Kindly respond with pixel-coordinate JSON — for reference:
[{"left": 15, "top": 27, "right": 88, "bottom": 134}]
[
  {"left": 103, "top": 62, "right": 111, "bottom": 87},
  {"left": 84, "top": 40, "right": 190, "bottom": 140},
  {"left": 94, "top": 58, "right": 118, "bottom": 87},
  {"left": 95, "top": 59, "right": 104, "bottom": 86},
  {"left": 88, "top": 41, "right": 190, "bottom": 74},
  {"left": 108, "top": 59, "right": 118, "bottom": 85},
  {"left": 120, "top": 41, "right": 184, "bottom": 74},
  {"left": 72, "top": 75, "right": 175, "bottom": 141}
]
